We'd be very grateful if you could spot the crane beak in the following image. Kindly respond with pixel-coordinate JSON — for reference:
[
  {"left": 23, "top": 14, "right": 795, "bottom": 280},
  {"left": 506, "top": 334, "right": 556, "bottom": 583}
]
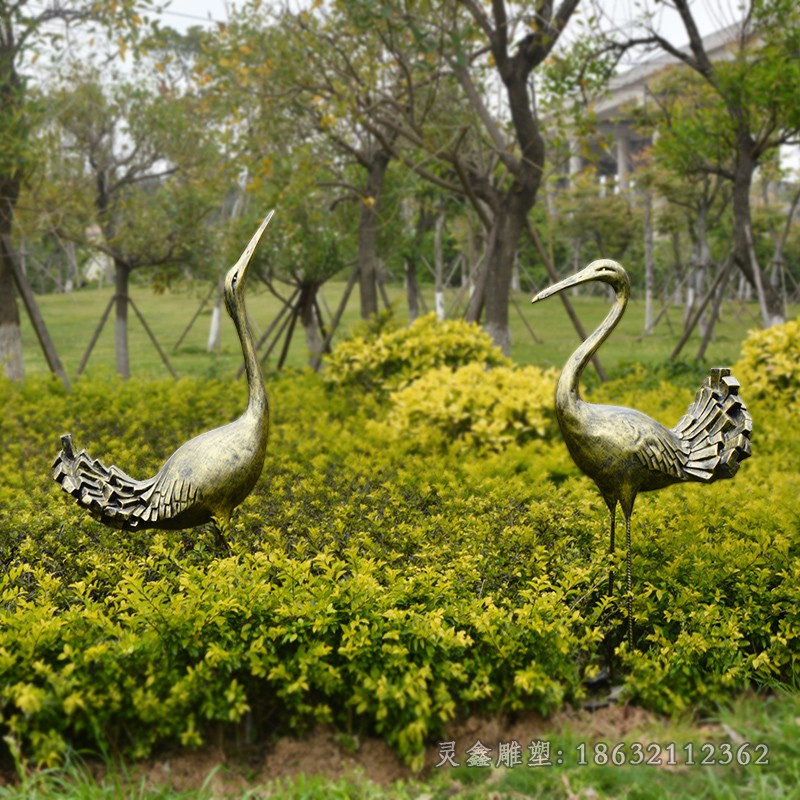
[
  {"left": 234, "top": 210, "right": 275, "bottom": 284},
  {"left": 532, "top": 259, "right": 624, "bottom": 303},
  {"left": 531, "top": 271, "right": 587, "bottom": 304}
]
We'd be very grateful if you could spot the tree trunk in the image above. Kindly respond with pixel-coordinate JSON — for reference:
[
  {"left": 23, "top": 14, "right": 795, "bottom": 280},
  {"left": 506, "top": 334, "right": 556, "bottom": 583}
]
[
  {"left": 0, "top": 41, "right": 24, "bottom": 381},
  {"left": 0, "top": 182, "right": 24, "bottom": 381},
  {"left": 402, "top": 198, "right": 419, "bottom": 323},
  {"left": 465, "top": 221, "right": 478, "bottom": 292},
  {"left": 671, "top": 232, "right": 683, "bottom": 305},
  {"left": 694, "top": 263, "right": 707, "bottom": 338},
  {"left": 0, "top": 256, "right": 23, "bottom": 382},
  {"left": 643, "top": 189, "right": 654, "bottom": 334},
  {"left": 652, "top": 0, "right": 786, "bottom": 326},
  {"left": 404, "top": 259, "right": 420, "bottom": 323},
  {"left": 299, "top": 283, "right": 323, "bottom": 366},
  {"left": 731, "top": 145, "right": 784, "bottom": 326},
  {"left": 357, "top": 151, "right": 389, "bottom": 320},
  {"left": 697, "top": 203, "right": 711, "bottom": 338},
  {"left": 465, "top": 220, "right": 494, "bottom": 325},
  {"left": 207, "top": 290, "right": 222, "bottom": 353},
  {"left": 511, "top": 254, "right": 520, "bottom": 293},
  {"left": 477, "top": 198, "right": 528, "bottom": 354},
  {"left": 434, "top": 209, "right": 445, "bottom": 320},
  {"left": 65, "top": 239, "right": 78, "bottom": 292},
  {"left": 458, "top": 26, "right": 544, "bottom": 353},
  {"left": 114, "top": 259, "right": 131, "bottom": 379}
]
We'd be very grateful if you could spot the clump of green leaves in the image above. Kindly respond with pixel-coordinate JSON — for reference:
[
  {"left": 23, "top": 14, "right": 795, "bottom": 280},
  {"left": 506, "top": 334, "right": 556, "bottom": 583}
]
[
  {"left": 376, "top": 363, "right": 558, "bottom": 452},
  {"left": 322, "top": 313, "right": 510, "bottom": 393},
  {"left": 734, "top": 316, "right": 800, "bottom": 403}
]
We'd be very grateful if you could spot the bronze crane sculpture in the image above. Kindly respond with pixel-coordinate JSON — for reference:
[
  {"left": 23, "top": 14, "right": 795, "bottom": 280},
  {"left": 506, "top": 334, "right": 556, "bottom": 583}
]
[
  {"left": 53, "top": 211, "right": 276, "bottom": 550},
  {"left": 532, "top": 259, "right": 752, "bottom": 649}
]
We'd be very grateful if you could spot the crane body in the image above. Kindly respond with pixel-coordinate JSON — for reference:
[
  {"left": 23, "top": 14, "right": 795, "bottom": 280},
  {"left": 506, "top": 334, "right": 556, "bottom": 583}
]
[
  {"left": 532, "top": 259, "right": 752, "bottom": 648},
  {"left": 53, "top": 212, "right": 275, "bottom": 548}
]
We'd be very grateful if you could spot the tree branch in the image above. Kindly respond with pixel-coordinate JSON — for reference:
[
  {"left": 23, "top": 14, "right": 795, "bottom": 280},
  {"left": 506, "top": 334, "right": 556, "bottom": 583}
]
[
  {"left": 359, "top": 116, "right": 463, "bottom": 194},
  {"left": 459, "top": 0, "right": 495, "bottom": 41},
  {"left": 670, "top": 0, "right": 717, "bottom": 79},
  {"left": 451, "top": 63, "right": 520, "bottom": 178}
]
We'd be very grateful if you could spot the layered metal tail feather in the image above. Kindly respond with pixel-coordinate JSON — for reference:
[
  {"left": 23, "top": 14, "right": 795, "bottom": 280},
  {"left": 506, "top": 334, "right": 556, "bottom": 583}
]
[
  {"left": 673, "top": 367, "right": 752, "bottom": 482},
  {"left": 53, "top": 434, "right": 154, "bottom": 530}
]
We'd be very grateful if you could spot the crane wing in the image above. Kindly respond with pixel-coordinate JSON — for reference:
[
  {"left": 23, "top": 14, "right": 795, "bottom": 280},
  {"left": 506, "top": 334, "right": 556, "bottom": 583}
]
[
  {"left": 671, "top": 368, "right": 752, "bottom": 482},
  {"left": 634, "top": 423, "right": 690, "bottom": 482},
  {"left": 131, "top": 470, "right": 202, "bottom": 525},
  {"left": 53, "top": 435, "right": 202, "bottom": 529},
  {"left": 630, "top": 369, "right": 751, "bottom": 486}
]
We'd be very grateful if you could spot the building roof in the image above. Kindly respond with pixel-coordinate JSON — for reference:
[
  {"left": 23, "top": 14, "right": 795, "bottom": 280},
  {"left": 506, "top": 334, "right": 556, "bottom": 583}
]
[{"left": 592, "top": 21, "right": 743, "bottom": 121}]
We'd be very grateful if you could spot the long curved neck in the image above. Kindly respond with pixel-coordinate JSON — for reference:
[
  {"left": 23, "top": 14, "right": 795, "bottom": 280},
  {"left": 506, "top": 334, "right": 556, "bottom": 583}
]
[
  {"left": 557, "top": 280, "right": 628, "bottom": 411},
  {"left": 232, "top": 293, "right": 269, "bottom": 427}
]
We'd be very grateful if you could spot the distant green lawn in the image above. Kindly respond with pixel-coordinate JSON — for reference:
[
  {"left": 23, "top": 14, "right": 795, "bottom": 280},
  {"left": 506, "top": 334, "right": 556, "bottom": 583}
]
[{"left": 17, "top": 277, "right": 784, "bottom": 382}]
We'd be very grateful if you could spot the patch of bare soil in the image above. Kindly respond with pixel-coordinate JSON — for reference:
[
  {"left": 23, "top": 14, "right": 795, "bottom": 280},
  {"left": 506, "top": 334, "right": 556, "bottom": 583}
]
[
  {"left": 132, "top": 702, "right": 685, "bottom": 795},
  {"left": 1, "top": 702, "right": 718, "bottom": 796}
]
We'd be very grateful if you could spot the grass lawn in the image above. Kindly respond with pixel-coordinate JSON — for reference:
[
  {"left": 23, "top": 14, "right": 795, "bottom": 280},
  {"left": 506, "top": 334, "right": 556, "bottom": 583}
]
[{"left": 16, "top": 277, "right": 781, "bottom": 382}]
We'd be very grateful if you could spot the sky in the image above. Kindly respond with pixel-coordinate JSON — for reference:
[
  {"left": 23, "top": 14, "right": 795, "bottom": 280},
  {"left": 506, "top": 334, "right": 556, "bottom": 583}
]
[
  {"left": 158, "top": 0, "right": 235, "bottom": 31},
  {"left": 159, "top": 0, "right": 745, "bottom": 41}
]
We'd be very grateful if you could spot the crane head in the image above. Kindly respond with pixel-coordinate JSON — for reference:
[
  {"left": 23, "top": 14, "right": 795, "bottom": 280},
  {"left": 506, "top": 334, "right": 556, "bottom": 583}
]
[
  {"left": 224, "top": 210, "right": 275, "bottom": 315},
  {"left": 531, "top": 259, "right": 629, "bottom": 304}
]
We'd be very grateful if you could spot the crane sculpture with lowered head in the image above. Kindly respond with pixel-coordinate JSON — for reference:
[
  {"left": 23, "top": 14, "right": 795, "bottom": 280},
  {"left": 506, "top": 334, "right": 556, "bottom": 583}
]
[
  {"left": 532, "top": 259, "right": 752, "bottom": 649},
  {"left": 53, "top": 211, "right": 276, "bottom": 550}
]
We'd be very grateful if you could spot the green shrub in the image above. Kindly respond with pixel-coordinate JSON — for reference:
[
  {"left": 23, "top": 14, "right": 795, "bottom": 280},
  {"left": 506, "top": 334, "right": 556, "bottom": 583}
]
[
  {"left": 0, "top": 527, "right": 600, "bottom": 769},
  {"left": 322, "top": 313, "right": 510, "bottom": 393},
  {"left": 621, "top": 463, "right": 800, "bottom": 713},
  {"left": 1, "top": 360, "right": 799, "bottom": 770},
  {"left": 734, "top": 316, "right": 800, "bottom": 403},
  {"left": 376, "top": 363, "right": 558, "bottom": 452},
  {"left": 0, "top": 372, "right": 599, "bottom": 769}
]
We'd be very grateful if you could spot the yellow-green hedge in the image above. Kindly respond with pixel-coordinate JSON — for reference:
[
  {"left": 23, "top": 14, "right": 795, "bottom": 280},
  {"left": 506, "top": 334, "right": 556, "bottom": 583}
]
[
  {"left": 376, "top": 363, "right": 558, "bottom": 452},
  {"left": 1, "top": 331, "right": 798, "bottom": 769},
  {"left": 734, "top": 316, "right": 800, "bottom": 403},
  {"left": 322, "top": 313, "right": 510, "bottom": 393}
]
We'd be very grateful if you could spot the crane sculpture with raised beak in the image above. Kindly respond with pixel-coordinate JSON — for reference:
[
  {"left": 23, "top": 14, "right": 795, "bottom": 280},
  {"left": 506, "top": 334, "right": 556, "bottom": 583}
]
[
  {"left": 532, "top": 259, "right": 752, "bottom": 649},
  {"left": 53, "top": 211, "right": 275, "bottom": 550}
]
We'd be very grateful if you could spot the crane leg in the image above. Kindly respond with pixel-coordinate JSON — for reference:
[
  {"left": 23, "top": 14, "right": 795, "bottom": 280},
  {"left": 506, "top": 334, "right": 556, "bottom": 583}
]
[
  {"left": 608, "top": 506, "right": 616, "bottom": 598},
  {"left": 625, "top": 514, "right": 633, "bottom": 651},
  {"left": 603, "top": 506, "right": 617, "bottom": 675}
]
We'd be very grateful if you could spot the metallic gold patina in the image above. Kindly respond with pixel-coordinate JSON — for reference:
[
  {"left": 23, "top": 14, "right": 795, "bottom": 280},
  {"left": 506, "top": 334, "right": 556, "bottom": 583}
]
[
  {"left": 53, "top": 212, "right": 275, "bottom": 549},
  {"left": 532, "top": 260, "right": 752, "bottom": 648}
]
